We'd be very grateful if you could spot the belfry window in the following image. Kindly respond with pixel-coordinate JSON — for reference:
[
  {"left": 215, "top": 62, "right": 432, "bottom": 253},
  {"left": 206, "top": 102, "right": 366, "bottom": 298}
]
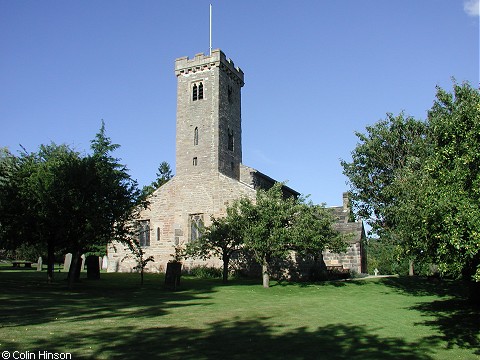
[
  {"left": 190, "top": 214, "right": 204, "bottom": 242},
  {"left": 192, "top": 82, "right": 204, "bottom": 101},
  {"left": 193, "top": 157, "right": 198, "bottom": 166},
  {"left": 194, "top": 127, "right": 199, "bottom": 145},
  {"left": 192, "top": 84, "right": 198, "bottom": 101},
  {"left": 138, "top": 220, "right": 150, "bottom": 247},
  {"left": 228, "top": 128, "right": 234, "bottom": 151}
]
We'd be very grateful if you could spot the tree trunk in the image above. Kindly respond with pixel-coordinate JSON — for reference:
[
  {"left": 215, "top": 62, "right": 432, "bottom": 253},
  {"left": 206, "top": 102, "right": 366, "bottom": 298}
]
[
  {"left": 262, "top": 262, "right": 270, "bottom": 288},
  {"left": 463, "top": 257, "right": 480, "bottom": 306},
  {"left": 47, "top": 240, "right": 55, "bottom": 283},
  {"left": 222, "top": 255, "right": 230, "bottom": 283},
  {"left": 409, "top": 260, "right": 414, "bottom": 276}
]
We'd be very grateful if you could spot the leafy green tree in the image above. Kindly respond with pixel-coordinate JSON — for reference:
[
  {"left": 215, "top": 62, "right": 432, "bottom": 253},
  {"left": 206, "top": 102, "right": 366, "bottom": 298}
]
[
  {"left": 391, "top": 83, "right": 480, "bottom": 300},
  {"left": 185, "top": 201, "right": 245, "bottom": 283},
  {"left": 342, "top": 82, "right": 480, "bottom": 302},
  {"left": 289, "top": 201, "right": 346, "bottom": 258},
  {"left": 341, "top": 113, "right": 427, "bottom": 236},
  {"left": 64, "top": 121, "right": 143, "bottom": 286},
  {"left": 0, "top": 143, "right": 82, "bottom": 281},
  {"left": 0, "top": 122, "right": 143, "bottom": 286},
  {"left": 239, "top": 183, "right": 343, "bottom": 288}
]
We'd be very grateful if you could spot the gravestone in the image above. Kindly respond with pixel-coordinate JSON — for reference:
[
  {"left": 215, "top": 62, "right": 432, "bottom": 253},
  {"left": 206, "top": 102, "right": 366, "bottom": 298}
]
[
  {"left": 64, "top": 253, "right": 72, "bottom": 272},
  {"left": 165, "top": 262, "right": 182, "bottom": 290},
  {"left": 67, "top": 254, "right": 83, "bottom": 282},
  {"left": 102, "top": 256, "right": 108, "bottom": 270},
  {"left": 86, "top": 255, "right": 100, "bottom": 280},
  {"left": 80, "top": 254, "right": 86, "bottom": 270},
  {"left": 374, "top": 268, "right": 379, "bottom": 276},
  {"left": 37, "top": 257, "right": 42, "bottom": 271}
]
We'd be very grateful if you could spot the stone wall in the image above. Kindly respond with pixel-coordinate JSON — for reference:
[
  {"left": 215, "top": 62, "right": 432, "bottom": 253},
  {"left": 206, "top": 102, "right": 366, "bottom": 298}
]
[{"left": 107, "top": 172, "right": 256, "bottom": 273}]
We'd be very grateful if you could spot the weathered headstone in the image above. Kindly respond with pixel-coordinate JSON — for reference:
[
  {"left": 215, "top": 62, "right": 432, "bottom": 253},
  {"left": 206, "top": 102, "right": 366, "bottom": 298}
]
[
  {"left": 102, "top": 256, "right": 108, "bottom": 270},
  {"left": 80, "top": 254, "right": 86, "bottom": 270},
  {"left": 67, "top": 254, "right": 83, "bottom": 282},
  {"left": 64, "top": 253, "right": 72, "bottom": 272},
  {"left": 37, "top": 257, "right": 42, "bottom": 271},
  {"left": 86, "top": 255, "right": 100, "bottom": 280},
  {"left": 374, "top": 268, "right": 379, "bottom": 276},
  {"left": 165, "top": 262, "right": 182, "bottom": 290}
]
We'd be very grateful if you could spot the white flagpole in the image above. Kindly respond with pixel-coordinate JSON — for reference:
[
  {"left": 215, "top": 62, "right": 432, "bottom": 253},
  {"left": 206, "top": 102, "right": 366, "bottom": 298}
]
[{"left": 209, "top": 4, "right": 212, "bottom": 55}]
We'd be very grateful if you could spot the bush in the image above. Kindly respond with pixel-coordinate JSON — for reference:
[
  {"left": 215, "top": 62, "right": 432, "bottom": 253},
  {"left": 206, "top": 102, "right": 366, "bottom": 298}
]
[
  {"left": 1, "top": 243, "right": 45, "bottom": 262},
  {"left": 187, "top": 265, "right": 222, "bottom": 279}
]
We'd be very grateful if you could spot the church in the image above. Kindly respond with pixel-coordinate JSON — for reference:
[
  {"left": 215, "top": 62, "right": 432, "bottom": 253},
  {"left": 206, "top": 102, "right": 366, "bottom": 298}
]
[{"left": 107, "top": 49, "right": 366, "bottom": 275}]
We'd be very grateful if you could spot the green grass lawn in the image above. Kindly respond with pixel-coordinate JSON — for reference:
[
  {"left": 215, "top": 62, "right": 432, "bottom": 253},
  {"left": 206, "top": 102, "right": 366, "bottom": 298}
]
[{"left": 0, "top": 268, "right": 478, "bottom": 359}]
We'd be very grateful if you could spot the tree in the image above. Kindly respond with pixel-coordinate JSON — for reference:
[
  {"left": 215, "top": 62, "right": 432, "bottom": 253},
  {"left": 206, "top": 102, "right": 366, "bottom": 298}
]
[
  {"left": 289, "top": 202, "right": 346, "bottom": 258},
  {"left": 0, "top": 143, "right": 83, "bottom": 281},
  {"left": 239, "top": 183, "right": 343, "bottom": 288},
  {"left": 342, "top": 82, "right": 480, "bottom": 302},
  {"left": 123, "top": 230, "right": 155, "bottom": 286},
  {"left": 185, "top": 201, "right": 245, "bottom": 283},
  {"left": 64, "top": 121, "right": 143, "bottom": 286},
  {"left": 0, "top": 122, "right": 143, "bottom": 286},
  {"left": 391, "top": 83, "right": 480, "bottom": 301},
  {"left": 341, "top": 113, "right": 427, "bottom": 275},
  {"left": 340, "top": 113, "right": 427, "bottom": 237}
]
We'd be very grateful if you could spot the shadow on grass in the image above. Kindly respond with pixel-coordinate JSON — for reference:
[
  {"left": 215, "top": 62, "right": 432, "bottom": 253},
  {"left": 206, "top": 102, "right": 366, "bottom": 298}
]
[
  {"left": 0, "top": 271, "right": 217, "bottom": 328},
  {"left": 3, "top": 318, "right": 436, "bottom": 360},
  {"left": 379, "top": 276, "right": 480, "bottom": 355},
  {"left": 272, "top": 279, "right": 368, "bottom": 288},
  {"left": 378, "top": 276, "right": 466, "bottom": 298},
  {"left": 412, "top": 298, "right": 480, "bottom": 355}
]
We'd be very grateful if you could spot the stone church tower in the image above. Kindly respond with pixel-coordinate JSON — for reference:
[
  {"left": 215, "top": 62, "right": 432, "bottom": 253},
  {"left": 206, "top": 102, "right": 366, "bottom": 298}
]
[
  {"left": 107, "top": 49, "right": 365, "bottom": 274},
  {"left": 175, "top": 49, "right": 243, "bottom": 180}
]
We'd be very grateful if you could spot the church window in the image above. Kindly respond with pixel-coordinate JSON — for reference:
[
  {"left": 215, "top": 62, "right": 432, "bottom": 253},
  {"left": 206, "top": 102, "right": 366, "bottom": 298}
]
[
  {"left": 194, "top": 127, "right": 199, "bottom": 145},
  {"left": 138, "top": 220, "right": 150, "bottom": 247},
  {"left": 192, "top": 83, "right": 198, "bottom": 101},
  {"left": 192, "top": 82, "right": 204, "bottom": 101},
  {"left": 190, "top": 214, "right": 204, "bottom": 242},
  {"left": 228, "top": 128, "right": 234, "bottom": 151},
  {"left": 193, "top": 157, "right": 198, "bottom": 166},
  {"left": 157, "top": 227, "right": 161, "bottom": 241}
]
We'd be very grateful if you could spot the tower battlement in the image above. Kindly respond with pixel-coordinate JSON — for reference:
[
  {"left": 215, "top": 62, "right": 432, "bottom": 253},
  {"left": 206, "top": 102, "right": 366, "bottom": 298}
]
[{"left": 175, "top": 49, "right": 244, "bottom": 86}]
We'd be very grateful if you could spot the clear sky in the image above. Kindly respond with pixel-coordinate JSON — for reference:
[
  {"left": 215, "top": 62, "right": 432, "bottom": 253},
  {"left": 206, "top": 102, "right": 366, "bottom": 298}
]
[{"left": 1, "top": 0, "right": 478, "bottom": 206}]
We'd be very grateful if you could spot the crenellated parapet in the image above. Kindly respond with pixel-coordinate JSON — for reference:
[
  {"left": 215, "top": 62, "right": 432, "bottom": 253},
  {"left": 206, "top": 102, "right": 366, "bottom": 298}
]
[{"left": 175, "top": 49, "right": 244, "bottom": 86}]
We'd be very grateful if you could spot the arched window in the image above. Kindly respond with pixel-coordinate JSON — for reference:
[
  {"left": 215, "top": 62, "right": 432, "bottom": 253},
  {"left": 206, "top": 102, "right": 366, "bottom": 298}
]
[
  {"left": 192, "top": 83, "right": 198, "bottom": 101},
  {"left": 190, "top": 214, "right": 204, "bottom": 242},
  {"left": 138, "top": 220, "right": 150, "bottom": 247},
  {"left": 157, "top": 227, "right": 161, "bottom": 241},
  {"left": 194, "top": 127, "right": 199, "bottom": 145},
  {"left": 198, "top": 82, "right": 204, "bottom": 100}
]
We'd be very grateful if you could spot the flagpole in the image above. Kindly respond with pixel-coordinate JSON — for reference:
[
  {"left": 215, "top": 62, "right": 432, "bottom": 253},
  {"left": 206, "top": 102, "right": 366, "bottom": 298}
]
[{"left": 209, "top": 4, "right": 212, "bottom": 55}]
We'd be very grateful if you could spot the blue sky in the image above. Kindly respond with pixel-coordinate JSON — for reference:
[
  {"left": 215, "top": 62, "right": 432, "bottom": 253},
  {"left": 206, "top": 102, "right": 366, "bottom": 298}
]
[{"left": 1, "top": 1, "right": 478, "bottom": 206}]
